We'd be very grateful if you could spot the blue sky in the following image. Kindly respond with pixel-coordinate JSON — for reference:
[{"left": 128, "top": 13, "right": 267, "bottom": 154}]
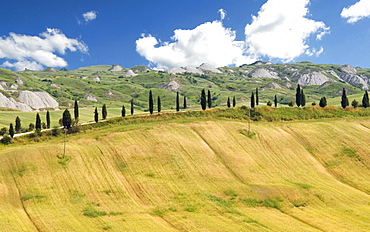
[{"left": 0, "top": 0, "right": 370, "bottom": 71}]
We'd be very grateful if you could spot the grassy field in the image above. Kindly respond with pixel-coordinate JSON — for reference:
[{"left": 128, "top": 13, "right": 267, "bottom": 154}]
[{"left": 0, "top": 113, "right": 370, "bottom": 231}]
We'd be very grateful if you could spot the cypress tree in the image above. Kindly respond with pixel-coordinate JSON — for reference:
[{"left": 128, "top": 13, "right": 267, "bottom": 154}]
[
  {"left": 130, "top": 99, "right": 134, "bottom": 115},
  {"left": 62, "top": 109, "right": 72, "bottom": 129},
  {"left": 74, "top": 100, "right": 79, "bottom": 120},
  {"left": 102, "top": 104, "right": 107, "bottom": 119},
  {"left": 233, "top": 96, "right": 236, "bottom": 107},
  {"left": 121, "top": 105, "right": 126, "bottom": 117},
  {"left": 296, "top": 84, "right": 301, "bottom": 107},
  {"left": 301, "top": 89, "right": 306, "bottom": 107},
  {"left": 149, "top": 90, "right": 153, "bottom": 114},
  {"left": 183, "top": 96, "right": 187, "bottom": 109},
  {"left": 274, "top": 95, "right": 278, "bottom": 108},
  {"left": 176, "top": 92, "right": 180, "bottom": 112},
  {"left": 207, "top": 90, "right": 212, "bottom": 108},
  {"left": 227, "top": 97, "right": 231, "bottom": 108},
  {"left": 9, "top": 123, "right": 14, "bottom": 138},
  {"left": 94, "top": 107, "right": 99, "bottom": 123},
  {"left": 251, "top": 93, "right": 255, "bottom": 108},
  {"left": 46, "top": 110, "right": 50, "bottom": 129},
  {"left": 201, "top": 89, "right": 206, "bottom": 110},
  {"left": 341, "top": 88, "right": 349, "bottom": 108},
  {"left": 256, "top": 87, "right": 259, "bottom": 106},
  {"left": 362, "top": 90, "right": 369, "bottom": 108},
  {"left": 15, "top": 116, "right": 21, "bottom": 133},
  {"left": 158, "top": 96, "right": 161, "bottom": 113},
  {"left": 35, "top": 113, "right": 41, "bottom": 130},
  {"left": 319, "top": 97, "right": 327, "bottom": 107}
]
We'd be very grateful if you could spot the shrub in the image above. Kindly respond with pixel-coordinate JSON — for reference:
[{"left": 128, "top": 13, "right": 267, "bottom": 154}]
[{"left": 1, "top": 135, "right": 12, "bottom": 145}]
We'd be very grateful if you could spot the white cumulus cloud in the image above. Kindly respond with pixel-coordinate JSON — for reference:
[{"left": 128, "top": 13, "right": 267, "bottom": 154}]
[
  {"left": 83, "top": 11, "right": 97, "bottom": 22},
  {"left": 341, "top": 0, "right": 370, "bottom": 23},
  {"left": 136, "top": 20, "right": 254, "bottom": 69},
  {"left": 245, "top": 0, "right": 329, "bottom": 62},
  {"left": 0, "top": 28, "right": 88, "bottom": 71}
]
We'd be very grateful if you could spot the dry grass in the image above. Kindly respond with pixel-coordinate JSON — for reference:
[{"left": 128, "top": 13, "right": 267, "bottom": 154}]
[{"left": 0, "top": 118, "right": 370, "bottom": 231}]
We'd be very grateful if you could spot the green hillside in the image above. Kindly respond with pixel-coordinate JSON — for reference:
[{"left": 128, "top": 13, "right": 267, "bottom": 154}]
[{"left": 1, "top": 114, "right": 370, "bottom": 231}]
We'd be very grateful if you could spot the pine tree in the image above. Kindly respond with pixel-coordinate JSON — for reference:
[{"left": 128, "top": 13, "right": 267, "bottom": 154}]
[
  {"left": 296, "top": 84, "right": 301, "bottom": 107},
  {"left": 341, "top": 88, "right": 349, "bottom": 108},
  {"left": 201, "top": 89, "right": 207, "bottom": 110},
  {"left": 46, "top": 110, "right": 50, "bottom": 129},
  {"left": 176, "top": 92, "right": 180, "bottom": 112},
  {"left": 130, "top": 99, "right": 134, "bottom": 115},
  {"left": 232, "top": 96, "right": 236, "bottom": 107},
  {"left": 94, "top": 107, "right": 99, "bottom": 122},
  {"left": 301, "top": 89, "right": 306, "bottom": 107},
  {"left": 15, "top": 116, "right": 21, "bottom": 133},
  {"left": 158, "top": 96, "right": 161, "bottom": 113},
  {"left": 319, "top": 97, "right": 327, "bottom": 107},
  {"left": 251, "top": 93, "right": 255, "bottom": 108},
  {"left": 149, "top": 90, "right": 153, "bottom": 114},
  {"left": 74, "top": 100, "right": 79, "bottom": 120},
  {"left": 362, "top": 90, "right": 369, "bottom": 108},
  {"left": 256, "top": 87, "right": 259, "bottom": 106},
  {"left": 102, "top": 104, "right": 107, "bottom": 119},
  {"left": 274, "top": 95, "right": 277, "bottom": 108},
  {"left": 9, "top": 123, "right": 14, "bottom": 138},
  {"left": 121, "top": 105, "right": 126, "bottom": 117},
  {"left": 227, "top": 97, "right": 231, "bottom": 108},
  {"left": 183, "top": 96, "right": 187, "bottom": 109},
  {"left": 62, "top": 109, "right": 72, "bottom": 129},
  {"left": 35, "top": 113, "right": 41, "bottom": 130},
  {"left": 207, "top": 90, "right": 212, "bottom": 109}
]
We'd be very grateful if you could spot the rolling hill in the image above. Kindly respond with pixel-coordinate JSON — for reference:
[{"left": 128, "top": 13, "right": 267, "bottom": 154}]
[{"left": 1, "top": 115, "right": 370, "bottom": 231}]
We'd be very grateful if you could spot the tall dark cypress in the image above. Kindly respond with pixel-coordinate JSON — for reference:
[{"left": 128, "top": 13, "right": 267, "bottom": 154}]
[
  {"left": 130, "top": 99, "right": 134, "bottom": 115},
  {"left": 296, "top": 84, "right": 301, "bottom": 107},
  {"left": 102, "top": 104, "right": 107, "bottom": 119},
  {"left": 274, "top": 95, "right": 277, "bottom": 108},
  {"left": 227, "top": 97, "right": 231, "bottom": 108},
  {"left": 158, "top": 96, "right": 161, "bottom": 113},
  {"left": 35, "top": 113, "right": 41, "bottom": 130},
  {"left": 183, "top": 96, "right": 187, "bottom": 109},
  {"left": 232, "top": 96, "right": 236, "bottom": 107},
  {"left": 341, "top": 88, "right": 349, "bottom": 108},
  {"left": 207, "top": 90, "right": 212, "bottom": 109},
  {"left": 362, "top": 90, "right": 369, "bottom": 108},
  {"left": 149, "top": 90, "right": 153, "bottom": 114},
  {"left": 201, "top": 89, "right": 207, "bottom": 110},
  {"left": 74, "top": 100, "right": 79, "bottom": 120},
  {"left": 121, "top": 105, "right": 126, "bottom": 117},
  {"left": 94, "top": 107, "right": 99, "bottom": 122},
  {"left": 301, "top": 89, "right": 306, "bottom": 107},
  {"left": 62, "top": 109, "right": 72, "bottom": 129},
  {"left": 256, "top": 87, "right": 259, "bottom": 106},
  {"left": 46, "top": 110, "right": 50, "bottom": 129},
  {"left": 15, "top": 116, "right": 21, "bottom": 133},
  {"left": 251, "top": 93, "right": 255, "bottom": 108},
  {"left": 176, "top": 92, "right": 180, "bottom": 112},
  {"left": 9, "top": 123, "right": 14, "bottom": 138}
]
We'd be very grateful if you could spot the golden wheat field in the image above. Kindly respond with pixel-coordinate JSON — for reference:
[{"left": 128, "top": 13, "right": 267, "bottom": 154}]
[{"left": 1, "top": 118, "right": 370, "bottom": 231}]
